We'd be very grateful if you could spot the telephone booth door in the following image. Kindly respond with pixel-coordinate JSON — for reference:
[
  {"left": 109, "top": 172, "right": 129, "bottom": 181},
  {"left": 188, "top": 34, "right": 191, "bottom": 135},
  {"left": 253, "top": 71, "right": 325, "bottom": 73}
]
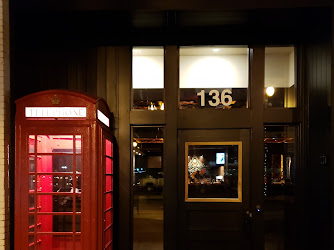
[{"left": 15, "top": 90, "right": 114, "bottom": 250}]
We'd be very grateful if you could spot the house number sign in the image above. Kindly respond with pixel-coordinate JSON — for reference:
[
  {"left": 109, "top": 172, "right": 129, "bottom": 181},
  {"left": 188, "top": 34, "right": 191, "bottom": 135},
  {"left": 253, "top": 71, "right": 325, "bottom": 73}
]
[{"left": 197, "top": 89, "right": 233, "bottom": 107}]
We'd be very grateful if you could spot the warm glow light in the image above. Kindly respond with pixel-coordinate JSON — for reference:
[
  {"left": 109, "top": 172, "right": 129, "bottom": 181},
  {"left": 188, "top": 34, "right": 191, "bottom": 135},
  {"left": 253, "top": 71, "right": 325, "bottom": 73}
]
[
  {"left": 180, "top": 55, "right": 248, "bottom": 88},
  {"left": 133, "top": 141, "right": 138, "bottom": 147},
  {"left": 132, "top": 54, "right": 164, "bottom": 89},
  {"left": 266, "top": 87, "right": 275, "bottom": 97},
  {"left": 212, "top": 48, "right": 220, "bottom": 52}
]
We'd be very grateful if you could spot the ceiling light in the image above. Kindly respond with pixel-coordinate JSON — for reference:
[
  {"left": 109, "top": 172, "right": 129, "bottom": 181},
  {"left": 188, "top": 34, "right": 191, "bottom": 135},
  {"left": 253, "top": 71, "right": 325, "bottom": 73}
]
[
  {"left": 266, "top": 87, "right": 275, "bottom": 97},
  {"left": 133, "top": 141, "right": 138, "bottom": 147},
  {"left": 212, "top": 48, "right": 220, "bottom": 52},
  {"left": 133, "top": 49, "right": 141, "bottom": 55}
]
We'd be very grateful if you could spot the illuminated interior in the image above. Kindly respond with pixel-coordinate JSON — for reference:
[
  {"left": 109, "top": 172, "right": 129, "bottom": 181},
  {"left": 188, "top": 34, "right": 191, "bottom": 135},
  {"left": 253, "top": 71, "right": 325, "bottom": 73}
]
[
  {"left": 264, "top": 126, "right": 296, "bottom": 249},
  {"left": 179, "top": 46, "right": 249, "bottom": 109},
  {"left": 132, "top": 47, "right": 164, "bottom": 110},
  {"left": 29, "top": 135, "right": 82, "bottom": 249},
  {"left": 265, "top": 47, "right": 296, "bottom": 108},
  {"left": 132, "top": 127, "right": 164, "bottom": 250},
  {"left": 186, "top": 143, "right": 241, "bottom": 201}
]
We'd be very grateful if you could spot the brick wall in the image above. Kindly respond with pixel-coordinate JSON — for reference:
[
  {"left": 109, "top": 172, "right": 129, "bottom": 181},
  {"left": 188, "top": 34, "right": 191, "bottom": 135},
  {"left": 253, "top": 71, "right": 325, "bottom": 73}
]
[{"left": 0, "top": 0, "right": 10, "bottom": 248}]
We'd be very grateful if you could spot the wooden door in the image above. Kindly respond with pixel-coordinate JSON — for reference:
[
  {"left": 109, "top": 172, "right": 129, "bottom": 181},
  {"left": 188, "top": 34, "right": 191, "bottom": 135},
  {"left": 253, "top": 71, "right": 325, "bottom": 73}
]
[{"left": 177, "top": 129, "right": 251, "bottom": 250}]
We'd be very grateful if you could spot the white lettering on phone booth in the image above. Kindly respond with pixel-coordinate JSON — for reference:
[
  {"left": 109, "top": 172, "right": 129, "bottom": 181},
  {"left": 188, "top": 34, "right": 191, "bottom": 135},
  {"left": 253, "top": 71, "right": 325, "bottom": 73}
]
[{"left": 25, "top": 107, "right": 87, "bottom": 118}]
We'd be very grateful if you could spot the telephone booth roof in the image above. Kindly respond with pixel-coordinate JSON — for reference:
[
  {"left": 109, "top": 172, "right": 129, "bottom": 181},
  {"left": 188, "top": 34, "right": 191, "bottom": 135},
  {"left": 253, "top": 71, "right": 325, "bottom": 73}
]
[{"left": 15, "top": 89, "right": 113, "bottom": 128}]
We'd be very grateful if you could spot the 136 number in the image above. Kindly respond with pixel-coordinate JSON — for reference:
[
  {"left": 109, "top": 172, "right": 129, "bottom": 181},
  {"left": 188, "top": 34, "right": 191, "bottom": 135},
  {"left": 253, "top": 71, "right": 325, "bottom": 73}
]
[{"left": 197, "top": 89, "right": 233, "bottom": 107}]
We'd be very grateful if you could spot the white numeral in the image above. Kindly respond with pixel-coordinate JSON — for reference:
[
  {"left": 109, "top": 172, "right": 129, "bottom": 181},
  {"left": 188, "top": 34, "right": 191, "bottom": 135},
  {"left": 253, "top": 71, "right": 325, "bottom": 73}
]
[
  {"left": 208, "top": 90, "right": 220, "bottom": 106},
  {"left": 196, "top": 89, "right": 233, "bottom": 107},
  {"left": 197, "top": 90, "right": 205, "bottom": 106},
  {"left": 221, "top": 89, "right": 233, "bottom": 106}
]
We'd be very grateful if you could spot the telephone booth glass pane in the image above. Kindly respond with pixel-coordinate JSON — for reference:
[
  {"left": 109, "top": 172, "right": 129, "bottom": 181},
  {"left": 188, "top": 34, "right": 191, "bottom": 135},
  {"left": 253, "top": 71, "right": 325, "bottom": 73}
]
[
  {"left": 29, "top": 157, "right": 35, "bottom": 172},
  {"left": 37, "top": 135, "right": 74, "bottom": 154},
  {"left": 28, "top": 134, "right": 82, "bottom": 249},
  {"left": 106, "top": 157, "right": 113, "bottom": 174},
  {"left": 29, "top": 136, "right": 35, "bottom": 153},
  {"left": 103, "top": 138, "right": 113, "bottom": 249}
]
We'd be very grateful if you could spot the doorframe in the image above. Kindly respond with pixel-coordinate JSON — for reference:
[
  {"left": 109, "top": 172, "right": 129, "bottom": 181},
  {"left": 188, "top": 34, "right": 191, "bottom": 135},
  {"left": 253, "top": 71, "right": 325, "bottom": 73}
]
[{"left": 113, "top": 45, "right": 303, "bottom": 250}]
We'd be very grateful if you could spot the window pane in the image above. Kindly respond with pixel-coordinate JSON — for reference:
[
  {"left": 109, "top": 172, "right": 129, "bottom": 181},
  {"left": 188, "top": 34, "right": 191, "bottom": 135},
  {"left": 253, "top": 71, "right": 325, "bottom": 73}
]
[
  {"left": 29, "top": 157, "right": 35, "bottom": 172},
  {"left": 37, "top": 175, "right": 74, "bottom": 193},
  {"left": 186, "top": 143, "right": 242, "bottom": 201},
  {"left": 29, "top": 215, "right": 35, "bottom": 232},
  {"left": 264, "top": 125, "right": 297, "bottom": 248},
  {"left": 105, "top": 226, "right": 113, "bottom": 245},
  {"left": 132, "top": 47, "right": 164, "bottom": 110},
  {"left": 75, "top": 135, "right": 81, "bottom": 154},
  {"left": 106, "top": 157, "right": 113, "bottom": 174},
  {"left": 105, "top": 210, "right": 113, "bottom": 228},
  {"left": 105, "top": 139, "right": 112, "bottom": 157},
  {"left": 37, "top": 235, "right": 74, "bottom": 250},
  {"left": 29, "top": 175, "right": 35, "bottom": 191},
  {"left": 36, "top": 195, "right": 74, "bottom": 212},
  {"left": 29, "top": 135, "right": 35, "bottom": 153},
  {"left": 132, "top": 127, "right": 164, "bottom": 250},
  {"left": 37, "top": 135, "right": 74, "bottom": 154},
  {"left": 180, "top": 46, "right": 249, "bottom": 109},
  {"left": 37, "top": 155, "right": 77, "bottom": 173},
  {"left": 105, "top": 175, "right": 113, "bottom": 192},
  {"left": 265, "top": 47, "right": 296, "bottom": 108},
  {"left": 105, "top": 193, "right": 112, "bottom": 210},
  {"left": 37, "top": 215, "right": 73, "bottom": 232},
  {"left": 29, "top": 195, "right": 35, "bottom": 211}
]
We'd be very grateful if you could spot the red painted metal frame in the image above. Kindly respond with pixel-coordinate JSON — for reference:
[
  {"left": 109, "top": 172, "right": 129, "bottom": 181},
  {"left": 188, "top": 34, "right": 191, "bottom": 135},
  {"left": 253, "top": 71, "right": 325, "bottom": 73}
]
[{"left": 15, "top": 90, "right": 114, "bottom": 250}]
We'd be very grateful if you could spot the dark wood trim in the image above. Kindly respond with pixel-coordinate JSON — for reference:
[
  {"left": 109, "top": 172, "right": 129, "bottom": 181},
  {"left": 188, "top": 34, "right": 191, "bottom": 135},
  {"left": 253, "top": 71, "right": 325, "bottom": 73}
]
[
  {"left": 130, "top": 110, "right": 165, "bottom": 125},
  {"left": 106, "top": 47, "right": 118, "bottom": 136},
  {"left": 117, "top": 46, "right": 132, "bottom": 250},
  {"left": 178, "top": 109, "right": 251, "bottom": 129},
  {"left": 97, "top": 47, "right": 107, "bottom": 101},
  {"left": 263, "top": 108, "right": 301, "bottom": 123},
  {"left": 249, "top": 46, "right": 265, "bottom": 250},
  {"left": 164, "top": 45, "right": 179, "bottom": 250}
]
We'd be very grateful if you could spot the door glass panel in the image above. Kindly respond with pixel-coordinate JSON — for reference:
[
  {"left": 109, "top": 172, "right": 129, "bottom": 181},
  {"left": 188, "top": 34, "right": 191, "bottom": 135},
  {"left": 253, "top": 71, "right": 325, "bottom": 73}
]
[
  {"left": 28, "top": 134, "right": 81, "bottom": 249},
  {"left": 36, "top": 175, "right": 74, "bottom": 193},
  {"left": 264, "top": 125, "right": 297, "bottom": 249},
  {"left": 186, "top": 142, "right": 242, "bottom": 201},
  {"left": 179, "top": 46, "right": 249, "bottom": 109},
  {"left": 39, "top": 235, "right": 73, "bottom": 249},
  {"left": 29, "top": 215, "right": 35, "bottom": 232},
  {"left": 75, "top": 135, "right": 82, "bottom": 154},
  {"left": 132, "top": 127, "right": 164, "bottom": 250},
  {"left": 265, "top": 47, "right": 296, "bottom": 108},
  {"left": 29, "top": 135, "right": 35, "bottom": 153},
  {"left": 36, "top": 135, "right": 74, "bottom": 154},
  {"left": 132, "top": 47, "right": 164, "bottom": 110},
  {"left": 35, "top": 195, "right": 74, "bottom": 212},
  {"left": 29, "top": 175, "right": 36, "bottom": 191},
  {"left": 29, "top": 157, "right": 35, "bottom": 172}
]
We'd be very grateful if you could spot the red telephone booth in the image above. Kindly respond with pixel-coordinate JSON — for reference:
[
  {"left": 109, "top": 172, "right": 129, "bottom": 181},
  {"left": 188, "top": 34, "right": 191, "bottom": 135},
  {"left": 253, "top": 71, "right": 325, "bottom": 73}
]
[{"left": 15, "top": 90, "right": 114, "bottom": 250}]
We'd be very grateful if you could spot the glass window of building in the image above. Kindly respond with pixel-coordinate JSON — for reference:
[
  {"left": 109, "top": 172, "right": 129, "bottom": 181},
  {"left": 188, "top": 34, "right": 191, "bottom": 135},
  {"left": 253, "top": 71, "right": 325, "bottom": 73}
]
[
  {"left": 132, "top": 127, "right": 164, "bottom": 250},
  {"left": 265, "top": 47, "right": 296, "bottom": 108},
  {"left": 179, "top": 46, "right": 249, "bottom": 109},
  {"left": 264, "top": 125, "right": 297, "bottom": 249},
  {"left": 132, "top": 47, "right": 164, "bottom": 110},
  {"left": 185, "top": 142, "right": 242, "bottom": 202}
]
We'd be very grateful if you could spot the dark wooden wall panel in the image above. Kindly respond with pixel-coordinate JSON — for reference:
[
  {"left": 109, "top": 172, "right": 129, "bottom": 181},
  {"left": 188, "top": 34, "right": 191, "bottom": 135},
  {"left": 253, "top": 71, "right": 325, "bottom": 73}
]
[{"left": 305, "top": 43, "right": 331, "bottom": 250}]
